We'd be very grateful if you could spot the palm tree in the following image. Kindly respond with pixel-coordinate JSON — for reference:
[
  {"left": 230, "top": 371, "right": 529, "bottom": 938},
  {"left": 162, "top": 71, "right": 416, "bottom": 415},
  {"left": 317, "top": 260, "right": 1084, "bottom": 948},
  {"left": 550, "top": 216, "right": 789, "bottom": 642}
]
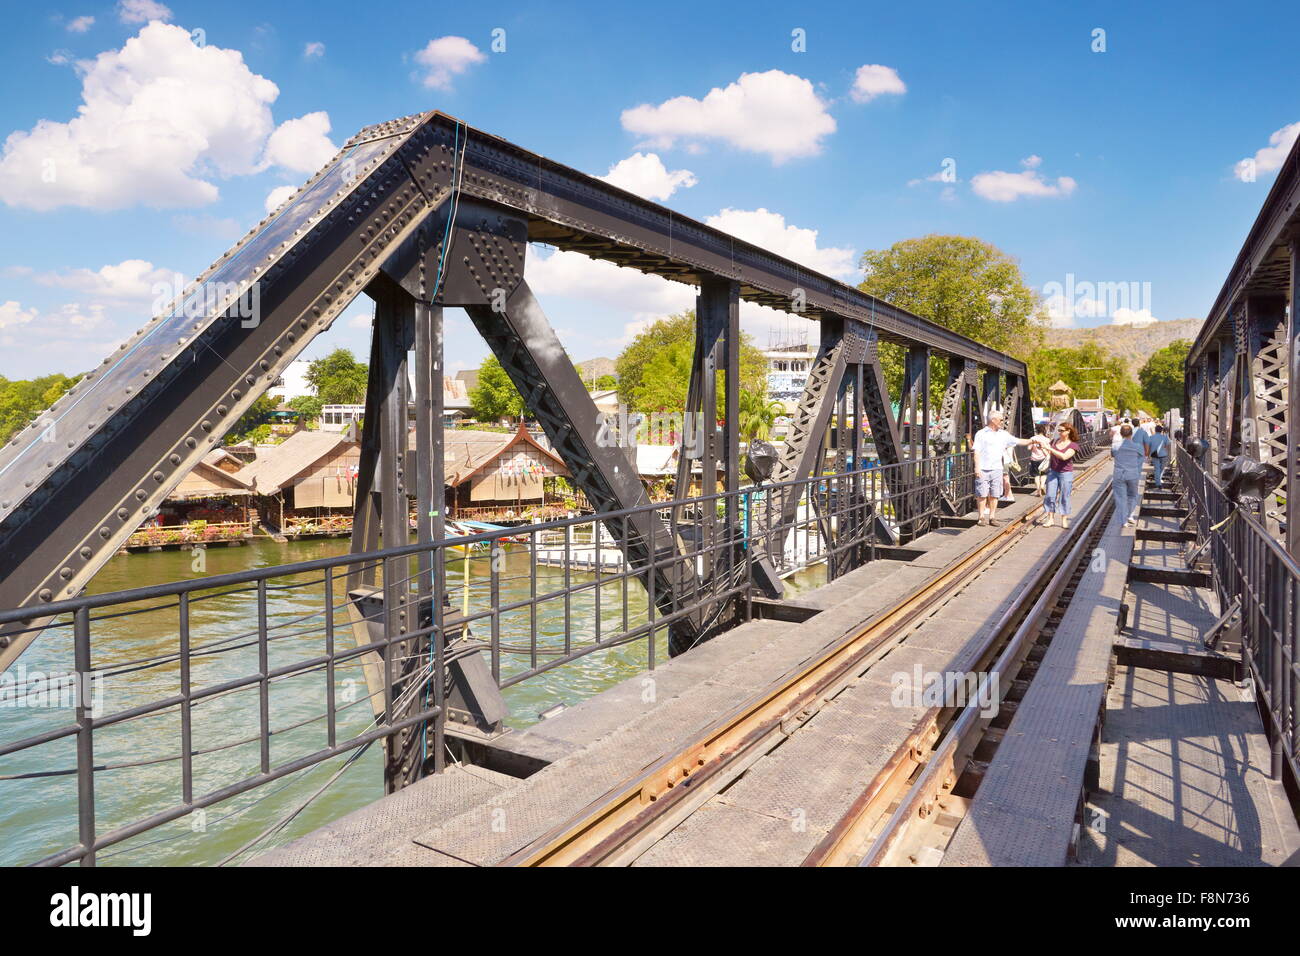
[{"left": 737, "top": 388, "right": 784, "bottom": 444}]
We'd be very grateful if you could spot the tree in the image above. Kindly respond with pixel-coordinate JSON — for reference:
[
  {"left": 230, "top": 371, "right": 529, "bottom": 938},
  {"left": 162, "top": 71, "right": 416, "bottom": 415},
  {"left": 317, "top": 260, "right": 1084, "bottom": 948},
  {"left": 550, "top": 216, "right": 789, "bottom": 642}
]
[
  {"left": 737, "top": 388, "right": 784, "bottom": 443},
  {"left": 1025, "top": 340, "right": 1141, "bottom": 413},
  {"left": 0, "top": 373, "right": 80, "bottom": 445},
  {"left": 615, "top": 310, "right": 766, "bottom": 414},
  {"left": 1139, "top": 339, "right": 1191, "bottom": 414},
  {"left": 306, "top": 348, "right": 368, "bottom": 405},
  {"left": 859, "top": 235, "right": 1047, "bottom": 360},
  {"left": 288, "top": 394, "right": 323, "bottom": 426},
  {"left": 859, "top": 235, "right": 1047, "bottom": 408},
  {"left": 470, "top": 355, "right": 526, "bottom": 423},
  {"left": 225, "top": 394, "right": 281, "bottom": 445},
  {"left": 594, "top": 374, "right": 618, "bottom": 390}
]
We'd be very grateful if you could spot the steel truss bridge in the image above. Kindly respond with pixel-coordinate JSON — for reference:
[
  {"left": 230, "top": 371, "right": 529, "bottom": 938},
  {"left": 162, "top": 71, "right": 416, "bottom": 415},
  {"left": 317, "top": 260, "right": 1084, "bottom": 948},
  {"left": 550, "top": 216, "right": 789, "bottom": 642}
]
[
  {"left": 0, "top": 113, "right": 1077, "bottom": 864},
  {"left": 1181, "top": 131, "right": 1300, "bottom": 788}
]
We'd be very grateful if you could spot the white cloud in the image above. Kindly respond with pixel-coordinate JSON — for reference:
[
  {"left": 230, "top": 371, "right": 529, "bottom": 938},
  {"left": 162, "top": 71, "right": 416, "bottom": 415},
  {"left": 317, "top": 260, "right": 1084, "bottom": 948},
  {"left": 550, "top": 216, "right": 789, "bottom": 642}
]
[
  {"left": 0, "top": 300, "right": 38, "bottom": 330},
  {"left": 304, "top": 41, "right": 325, "bottom": 58},
  {"left": 117, "top": 0, "right": 172, "bottom": 23},
  {"left": 46, "top": 50, "right": 74, "bottom": 66},
  {"left": 849, "top": 64, "right": 906, "bottom": 103},
  {"left": 523, "top": 207, "right": 853, "bottom": 351},
  {"left": 705, "top": 208, "right": 856, "bottom": 278},
  {"left": 265, "top": 184, "right": 297, "bottom": 213},
  {"left": 621, "top": 70, "right": 836, "bottom": 164},
  {"left": 908, "top": 171, "right": 946, "bottom": 186},
  {"left": 971, "top": 156, "right": 1076, "bottom": 202},
  {"left": 1235, "top": 121, "right": 1300, "bottom": 182},
  {"left": 67, "top": 16, "right": 95, "bottom": 33},
  {"left": 36, "top": 259, "right": 174, "bottom": 302},
  {"left": 0, "top": 23, "right": 285, "bottom": 210},
  {"left": 526, "top": 247, "right": 694, "bottom": 316},
  {"left": 5, "top": 26, "right": 336, "bottom": 212},
  {"left": 50, "top": 302, "right": 108, "bottom": 330},
  {"left": 598, "top": 152, "right": 696, "bottom": 201},
  {"left": 413, "top": 36, "right": 486, "bottom": 90},
  {"left": 262, "top": 111, "right": 337, "bottom": 174},
  {"left": 1112, "top": 307, "right": 1158, "bottom": 326},
  {"left": 1043, "top": 293, "right": 1105, "bottom": 328},
  {"left": 0, "top": 300, "right": 122, "bottom": 370}
]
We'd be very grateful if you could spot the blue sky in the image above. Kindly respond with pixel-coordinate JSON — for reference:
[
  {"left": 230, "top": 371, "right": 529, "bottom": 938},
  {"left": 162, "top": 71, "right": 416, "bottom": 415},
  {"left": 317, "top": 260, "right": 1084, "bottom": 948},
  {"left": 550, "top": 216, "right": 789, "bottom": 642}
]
[{"left": 1, "top": 0, "right": 1297, "bottom": 380}]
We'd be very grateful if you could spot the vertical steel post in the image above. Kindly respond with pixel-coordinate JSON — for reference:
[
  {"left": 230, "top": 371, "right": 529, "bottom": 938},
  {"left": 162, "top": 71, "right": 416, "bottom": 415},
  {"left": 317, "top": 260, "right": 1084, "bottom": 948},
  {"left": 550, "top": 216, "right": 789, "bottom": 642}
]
[
  {"left": 73, "top": 606, "right": 95, "bottom": 866},
  {"left": 179, "top": 593, "right": 193, "bottom": 803},
  {"left": 719, "top": 280, "right": 740, "bottom": 577},
  {"left": 375, "top": 292, "right": 414, "bottom": 791},
  {"left": 1289, "top": 238, "right": 1300, "bottom": 558}
]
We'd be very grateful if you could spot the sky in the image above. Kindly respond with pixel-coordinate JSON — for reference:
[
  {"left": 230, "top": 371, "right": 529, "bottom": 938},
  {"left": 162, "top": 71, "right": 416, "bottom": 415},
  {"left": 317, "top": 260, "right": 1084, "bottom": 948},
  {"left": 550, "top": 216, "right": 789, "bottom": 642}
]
[{"left": 1, "top": 0, "right": 1298, "bottom": 381}]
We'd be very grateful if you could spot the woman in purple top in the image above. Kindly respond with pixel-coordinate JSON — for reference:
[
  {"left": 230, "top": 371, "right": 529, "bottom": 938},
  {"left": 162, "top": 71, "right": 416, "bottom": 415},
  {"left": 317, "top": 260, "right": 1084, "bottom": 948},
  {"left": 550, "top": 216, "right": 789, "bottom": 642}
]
[{"left": 1042, "top": 422, "right": 1081, "bottom": 528}]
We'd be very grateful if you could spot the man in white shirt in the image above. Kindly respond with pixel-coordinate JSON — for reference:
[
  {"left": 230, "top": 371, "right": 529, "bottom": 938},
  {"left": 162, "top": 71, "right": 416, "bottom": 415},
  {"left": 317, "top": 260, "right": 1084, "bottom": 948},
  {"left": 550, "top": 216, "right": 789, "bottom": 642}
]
[{"left": 972, "top": 412, "right": 1032, "bottom": 526}]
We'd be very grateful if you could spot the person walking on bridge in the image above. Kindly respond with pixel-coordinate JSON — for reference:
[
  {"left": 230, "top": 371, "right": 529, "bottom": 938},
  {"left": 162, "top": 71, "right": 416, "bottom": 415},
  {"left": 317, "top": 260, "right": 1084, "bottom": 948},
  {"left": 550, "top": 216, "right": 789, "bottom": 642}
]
[
  {"left": 1029, "top": 423, "right": 1051, "bottom": 496},
  {"left": 1041, "top": 421, "right": 1081, "bottom": 528},
  {"left": 1111, "top": 423, "right": 1148, "bottom": 526},
  {"left": 973, "top": 412, "right": 1032, "bottom": 526},
  {"left": 1147, "top": 423, "right": 1170, "bottom": 487}
]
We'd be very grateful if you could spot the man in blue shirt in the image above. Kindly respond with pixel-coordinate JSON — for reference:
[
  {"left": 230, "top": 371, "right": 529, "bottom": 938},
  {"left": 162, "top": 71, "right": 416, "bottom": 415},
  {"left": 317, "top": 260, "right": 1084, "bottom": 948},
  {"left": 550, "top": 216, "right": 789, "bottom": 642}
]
[
  {"left": 1146, "top": 424, "right": 1171, "bottom": 486},
  {"left": 1111, "top": 424, "right": 1148, "bottom": 526}
]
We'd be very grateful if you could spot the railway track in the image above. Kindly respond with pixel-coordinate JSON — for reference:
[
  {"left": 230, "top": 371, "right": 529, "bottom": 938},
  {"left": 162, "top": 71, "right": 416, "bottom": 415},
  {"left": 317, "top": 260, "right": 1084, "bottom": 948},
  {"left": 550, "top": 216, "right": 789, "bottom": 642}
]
[
  {"left": 502, "top": 456, "right": 1113, "bottom": 867},
  {"left": 807, "top": 481, "right": 1114, "bottom": 866}
]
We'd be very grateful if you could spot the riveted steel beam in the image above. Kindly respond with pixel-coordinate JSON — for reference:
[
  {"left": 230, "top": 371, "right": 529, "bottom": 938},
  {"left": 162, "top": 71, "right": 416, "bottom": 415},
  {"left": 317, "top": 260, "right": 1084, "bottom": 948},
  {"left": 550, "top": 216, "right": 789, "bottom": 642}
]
[
  {"left": 0, "top": 110, "right": 1027, "bottom": 671},
  {"left": 461, "top": 280, "right": 702, "bottom": 653}
]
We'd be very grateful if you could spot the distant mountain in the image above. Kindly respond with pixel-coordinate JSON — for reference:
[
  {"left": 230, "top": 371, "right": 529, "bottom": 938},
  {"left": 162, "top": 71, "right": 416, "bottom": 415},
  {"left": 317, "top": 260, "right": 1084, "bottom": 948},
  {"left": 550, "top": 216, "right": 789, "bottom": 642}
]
[
  {"left": 575, "top": 356, "right": 616, "bottom": 383},
  {"left": 1043, "top": 318, "right": 1203, "bottom": 376}
]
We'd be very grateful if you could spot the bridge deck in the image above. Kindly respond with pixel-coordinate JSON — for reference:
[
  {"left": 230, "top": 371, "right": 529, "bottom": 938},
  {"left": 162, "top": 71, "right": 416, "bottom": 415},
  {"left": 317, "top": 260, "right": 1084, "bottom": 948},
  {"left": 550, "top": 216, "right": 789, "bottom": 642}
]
[
  {"left": 943, "top": 505, "right": 1133, "bottom": 866},
  {"left": 253, "top": 465, "right": 1111, "bottom": 866},
  {"left": 943, "top": 470, "right": 1300, "bottom": 867},
  {"left": 632, "top": 474, "right": 1115, "bottom": 866},
  {"left": 1080, "top": 482, "right": 1300, "bottom": 866}
]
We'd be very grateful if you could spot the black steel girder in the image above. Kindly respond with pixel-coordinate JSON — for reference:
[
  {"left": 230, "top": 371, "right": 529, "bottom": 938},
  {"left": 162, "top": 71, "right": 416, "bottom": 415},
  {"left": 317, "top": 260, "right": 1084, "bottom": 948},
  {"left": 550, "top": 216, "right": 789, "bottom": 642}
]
[{"left": 0, "top": 110, "right": 1027, "bottom": 669}]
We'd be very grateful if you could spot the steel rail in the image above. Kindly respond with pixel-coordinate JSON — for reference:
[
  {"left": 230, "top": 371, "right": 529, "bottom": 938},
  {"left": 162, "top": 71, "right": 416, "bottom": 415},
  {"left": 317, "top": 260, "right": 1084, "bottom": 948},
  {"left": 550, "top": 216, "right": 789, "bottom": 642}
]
[
  {"left": 500, "top": 455, "right": 1111, "bottom": 866},
  {"left": 825, "top": 475, "right": 1114, "bottom": 867}
]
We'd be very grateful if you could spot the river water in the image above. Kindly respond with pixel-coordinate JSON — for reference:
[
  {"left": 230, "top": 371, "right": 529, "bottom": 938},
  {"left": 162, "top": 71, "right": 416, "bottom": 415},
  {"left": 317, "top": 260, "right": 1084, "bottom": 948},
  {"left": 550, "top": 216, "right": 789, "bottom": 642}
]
[{"left": 0, "top": 536, "right": 825, "bottom": 866}]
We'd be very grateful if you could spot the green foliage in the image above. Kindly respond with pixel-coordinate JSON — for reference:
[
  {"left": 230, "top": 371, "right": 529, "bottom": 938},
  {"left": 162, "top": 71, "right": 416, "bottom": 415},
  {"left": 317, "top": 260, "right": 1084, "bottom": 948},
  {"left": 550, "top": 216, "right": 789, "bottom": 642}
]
[
  {"left": 306, "top": 348, "right": 368, "bottom": 405},
  {"left": 737, "top": 388, "right": 784, "bottom": 443},
  {"left": 1139, "top": 339, "right": 1191, "bottom": 414},
  {"left": 1026, "top": 340, "right": 1141, "bottom": 413},
  {"left": 225, "top": 394, "right": 280, "bottom": 445},
  {"left": 470, "top": 354, "right": 526, "bottom": 422},
  {"left": 288, "top": 394, "right": 323, "bottom": 425},
  {"left": 594, "top": 374, "right": 618, "bottom": 390},
  {"left": 859, "top": 235, "right": 1047, "bottom": 360},
  {"left": 0, "top": 373, "right": 80, "bottom": 445},
  {"left": 615, "top": 310, "right": 766, "bottom": 413}
]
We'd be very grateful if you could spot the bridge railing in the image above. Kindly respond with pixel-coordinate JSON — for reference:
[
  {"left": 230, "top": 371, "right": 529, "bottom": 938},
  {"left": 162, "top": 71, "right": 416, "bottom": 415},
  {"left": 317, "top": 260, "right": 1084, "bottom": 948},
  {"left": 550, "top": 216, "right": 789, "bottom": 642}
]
[
  {"left": 1175, "top": 442, "right": 1299, "bottom": 784},
  {"left": 0, "top": 452, "right": 975, "bottom": 866}
]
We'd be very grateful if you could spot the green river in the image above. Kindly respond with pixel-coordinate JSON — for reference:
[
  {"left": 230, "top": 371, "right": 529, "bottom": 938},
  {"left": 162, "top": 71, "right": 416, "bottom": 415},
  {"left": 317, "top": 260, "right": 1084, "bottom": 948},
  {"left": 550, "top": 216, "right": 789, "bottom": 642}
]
[{"left": 0, "top": 536, "right": 825, "bottom": 866}]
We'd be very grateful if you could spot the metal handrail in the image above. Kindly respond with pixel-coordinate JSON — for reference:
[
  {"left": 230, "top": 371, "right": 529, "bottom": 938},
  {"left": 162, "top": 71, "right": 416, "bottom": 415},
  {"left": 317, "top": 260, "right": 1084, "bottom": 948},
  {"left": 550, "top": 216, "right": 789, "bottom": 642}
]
[
  {"left": 1174, "top": 442, "right": 1299, "bottom": 785},
  {"left": 0, "top": 451, "right": 977, "bottom": 866}
]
